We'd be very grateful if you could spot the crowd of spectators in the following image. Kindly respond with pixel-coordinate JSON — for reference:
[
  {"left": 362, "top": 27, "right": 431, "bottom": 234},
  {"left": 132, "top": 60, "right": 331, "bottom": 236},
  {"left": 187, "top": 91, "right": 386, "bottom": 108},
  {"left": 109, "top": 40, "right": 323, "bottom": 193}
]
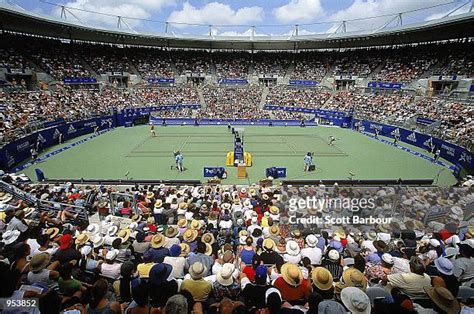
[
  {"left": 324, "top": 91, "right": 473, "bottom": 149},
  {"left": 133, "top": 87, "right": 200, "bottom": 107},
  {"left": 269, "top": 110, "right": 314, "bottom": 121},
  {"left": 214, "top": 53, "right": 249, "bottom": 79},
  {"left": 174, "top": 51, "right": 213, "bottom": 77},
  {"left": 28, "top": 46, "right": 92, "bottom": 80},
  {"left": 0, "top": 47, "right": 29, "bottom": 70},
  {"left": 0, "top": 86, "right": 138, "bottom": 143},
  {"left": 266, "top": 86, "right": 332, "bottom": 109},
  {"left": 1, "top": 35, "right": 473, "bottom": 84},
  {"left": 83, "top": 46, "right": 132, "bottom": 75},
  {"left": 373, "top": 47, "right": 438, "bottom": 84},
  {"left": 332, "top": 51, "right": 381, "bottom": 78},
  {"left": 0, "top": 181, "right": 473, "bottom": 314},
  {"left": 291, "top": 53, "right": 329, "bottom": 81},
  {"left": 200, "top": 86, "right": 270, "bottom": 120},
  {"left": 252, "top": 53, "right": 290, "bottom": 77},
  {"left": 131, "top": 51, "right": 175, "bottom": 80}
]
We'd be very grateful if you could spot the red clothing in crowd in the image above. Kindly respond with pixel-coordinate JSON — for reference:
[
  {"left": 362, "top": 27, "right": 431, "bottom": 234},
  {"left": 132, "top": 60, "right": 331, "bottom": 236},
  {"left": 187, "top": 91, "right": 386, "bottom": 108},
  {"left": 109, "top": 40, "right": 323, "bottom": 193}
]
[{"left": 273, "top": 277, "right": 312, "bottom": 302}]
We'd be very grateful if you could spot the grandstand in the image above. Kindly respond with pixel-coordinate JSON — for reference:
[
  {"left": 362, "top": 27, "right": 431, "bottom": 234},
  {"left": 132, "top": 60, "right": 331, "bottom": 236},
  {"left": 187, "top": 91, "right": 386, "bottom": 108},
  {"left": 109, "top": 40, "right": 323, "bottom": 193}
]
[{"left": 0, "top": 1, "right": 474, "bottom": 313}]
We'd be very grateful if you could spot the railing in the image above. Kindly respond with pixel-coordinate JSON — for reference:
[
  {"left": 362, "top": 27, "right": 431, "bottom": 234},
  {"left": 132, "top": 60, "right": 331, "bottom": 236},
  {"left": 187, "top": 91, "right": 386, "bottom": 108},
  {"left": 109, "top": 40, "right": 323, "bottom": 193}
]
[
  {"left": 0, "top": 179, "right": 88, "bottom": 220},
  {"left": 2, "top": 0, "right": 472, "bottom": 39}
]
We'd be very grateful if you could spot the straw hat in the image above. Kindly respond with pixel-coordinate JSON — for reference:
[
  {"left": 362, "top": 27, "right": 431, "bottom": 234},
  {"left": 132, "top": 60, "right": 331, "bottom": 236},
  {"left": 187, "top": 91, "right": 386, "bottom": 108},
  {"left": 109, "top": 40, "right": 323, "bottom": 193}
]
[
  {"left": 291, "top": 229, "right": 302, "bottom": 238},
  {"left": 202, "top": 232, "right": 215, "bottom": 245},
  {"left": 286, "top": 240, "right": 301, "bottom": 256},
  {"left": 92, "top": 235, "right": 105, "bottom": 248},
  {"left": 165, "top": 226, "right": 179, "bottom": 238},
  {"left": 239, "top": 230, "right": 249, "bottom": 238},
  {"left": 366, "top": 231, "right": 377, "bottom": 241},
  {"left": 216, "top": 263, "right": 235, "bottom": 286},
  {"left": 311, "top": 267, "right": 334, "bottom": 291},
  {"left": 154, "top": 199, "right": 163, "bottom": 208},
  {"left": 204, "top": 243, "right": 213, "bottom": 256},
  {"left": 117, "top": 229, "right": 131, "bottom": 243},
  {"left": 146, "top": 191, "right": 154, "bottom": 199},
  {"left": 221, "top": 203, "right": 231, "bottom": 210},
  {"left": 263, "top": 238, "right": 276, "bottom": 251},
  {"left": 424, "top": 286, "right": 460, "bottom": 314},
  {"left": 183, "top": 229, "right": 198, "bottom": 242},
  {"left": 281, "top": 263, "right": 303, "bottom": 287},
  {"left": 30, "top": 253, "right": 51, "bottom": 272},
  {"left": 131, "top": 214, "right": 142, "bottom": 223},
  {"left": 339, "top": 268, "right": 367, "bottom": 291},
  {"left": 177, "top": 218, "right": 188, "bottom": 228},
  {"left": 179, "top": 202, "right": 188, "bottom": 210},
  {"left": 151, "top": 234, "right": 165, "bottom": 248},
  {"left": 334, "top": 229, "right": 346, "bottom": 239},
  {"left": 45, "top": 227, "right": 60, "bottom": 239},
  {"left": 340, "top": 287, "right": 371, "bottom": 314},
  {"left": 373, "top": 240, "right": 389, "bottom": 253},
  {"left": 269, "top": 206, "right": 280, "bottom": 215},
  {"left": 23, "top": 207, "right": 35, "bottom": 218},
  {"left": 190, "top": 219, "right": 201, "bottom": 230},
  {"left": 179, "top": 243, "right": 190, "bottom": 257},
  {"left": 269, "top": 225, "right": 280, "bottom": 237},
  {"left": 75, "top": 233, "right": 90, "bottom": 246},
  {"left": 189, "top": 262, "right": 206, "bottom": 280}
]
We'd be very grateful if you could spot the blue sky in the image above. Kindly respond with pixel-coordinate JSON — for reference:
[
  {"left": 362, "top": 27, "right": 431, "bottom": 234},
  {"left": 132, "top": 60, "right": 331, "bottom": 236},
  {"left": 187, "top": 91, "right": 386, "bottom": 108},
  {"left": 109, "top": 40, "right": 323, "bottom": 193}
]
[{"left": 8, "top": 0, "right": 470, "bottom": 36}]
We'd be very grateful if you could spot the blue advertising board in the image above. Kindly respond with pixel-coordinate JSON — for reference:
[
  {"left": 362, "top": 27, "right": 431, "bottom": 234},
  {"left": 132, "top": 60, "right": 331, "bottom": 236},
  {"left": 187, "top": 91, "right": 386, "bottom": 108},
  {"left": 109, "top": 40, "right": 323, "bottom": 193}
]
[
  {"left": 0, "top": 116, "right": 115, "bottom": 170},
  {"left": 289, "top": 80, "right": 318, "bottom": 86},
  {"left": 203, "top": 167, "right": 226, "bottom": 178},
  {"left": 367, "top": 82, "right": 403, "bottom": 89},
  {"left": 148, "top": 78, "right": 175, "bottom": 84},
  {"left": 416, "top": 117, "right": 437, "bottom": 125},
  {"left": 63, "top": 77, "right": 97, "bottom": 84},
  {"left": 266, "top": 167, "right": 287, "bottom": 178},
  {"left": 218, "top": 78, "right": 248, "bottom": 84},
  {"left": 352, "top": 119, "right": 474, "bottom": 171}
]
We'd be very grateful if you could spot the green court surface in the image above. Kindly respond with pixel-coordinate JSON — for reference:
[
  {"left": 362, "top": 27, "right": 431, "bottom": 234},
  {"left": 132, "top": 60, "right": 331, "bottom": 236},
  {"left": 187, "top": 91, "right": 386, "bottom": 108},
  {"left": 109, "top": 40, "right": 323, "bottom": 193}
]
[{"left": 18, "top": 126, "right": 458, "bottom": 186}]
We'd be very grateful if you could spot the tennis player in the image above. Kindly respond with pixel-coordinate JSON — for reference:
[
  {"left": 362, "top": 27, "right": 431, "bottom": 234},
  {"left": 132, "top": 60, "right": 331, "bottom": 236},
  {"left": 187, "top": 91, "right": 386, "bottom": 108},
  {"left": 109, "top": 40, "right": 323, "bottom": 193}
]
[
  {"left": 175, "top": 151, "right": 184, "bottom": 172},
  {"left": 150, "top": 123, "right": 156, "bottom": 137},
  {"left": 304, "top": 152, "right": 313, "bottom": 172}
]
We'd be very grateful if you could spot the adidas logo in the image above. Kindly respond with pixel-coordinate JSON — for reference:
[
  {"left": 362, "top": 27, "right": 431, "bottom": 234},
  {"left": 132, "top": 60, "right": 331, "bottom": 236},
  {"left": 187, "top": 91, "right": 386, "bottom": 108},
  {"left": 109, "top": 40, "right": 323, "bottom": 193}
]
[
  {"left": 53, "top": 129, "right": 61, "bottom": 139},
  {"left": 37, "top": 134, "right": 46, "bottom": 143},
  {"left": 423, "top": 137, "right": 432, "bottom": 148},
  {"left": 406, "top": 132, "right": 417, "bottom": 142},
  {"left": 67, "top": 125, "right": 76, "bottom": 134},
  {"left": 391, "top": 128, "right": 400, "bottom": 137}
]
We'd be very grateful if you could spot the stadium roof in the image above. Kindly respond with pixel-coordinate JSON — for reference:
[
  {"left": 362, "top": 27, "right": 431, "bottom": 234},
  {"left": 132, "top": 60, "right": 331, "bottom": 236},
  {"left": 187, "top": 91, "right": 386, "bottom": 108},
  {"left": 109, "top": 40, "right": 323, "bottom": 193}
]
[{"left": 1, "top": 3, "right": 473, "bottom": 50}]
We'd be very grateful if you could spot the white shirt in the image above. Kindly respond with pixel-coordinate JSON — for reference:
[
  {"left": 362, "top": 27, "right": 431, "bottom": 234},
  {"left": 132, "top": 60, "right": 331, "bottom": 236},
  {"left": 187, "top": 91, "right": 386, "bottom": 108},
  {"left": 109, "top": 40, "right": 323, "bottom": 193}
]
[
  {"left": 284, "top": 254, "right": 301, "bottom": 264},
  {"left": 163, "top": 256, "right": 186, "bottom": 279},
  {"left": 301, "top": 247, "right": 322, "bottom": 265},
  {"left": 7, "top": 217, "right": 28, "bottom": 232}
]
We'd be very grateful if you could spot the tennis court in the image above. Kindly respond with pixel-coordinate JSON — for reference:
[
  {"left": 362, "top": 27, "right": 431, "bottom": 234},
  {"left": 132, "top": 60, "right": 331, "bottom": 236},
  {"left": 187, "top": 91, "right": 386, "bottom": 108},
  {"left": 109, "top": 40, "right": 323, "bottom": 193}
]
[{"left": 17, "top": 125, "right": 458, "bottom": 185}]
